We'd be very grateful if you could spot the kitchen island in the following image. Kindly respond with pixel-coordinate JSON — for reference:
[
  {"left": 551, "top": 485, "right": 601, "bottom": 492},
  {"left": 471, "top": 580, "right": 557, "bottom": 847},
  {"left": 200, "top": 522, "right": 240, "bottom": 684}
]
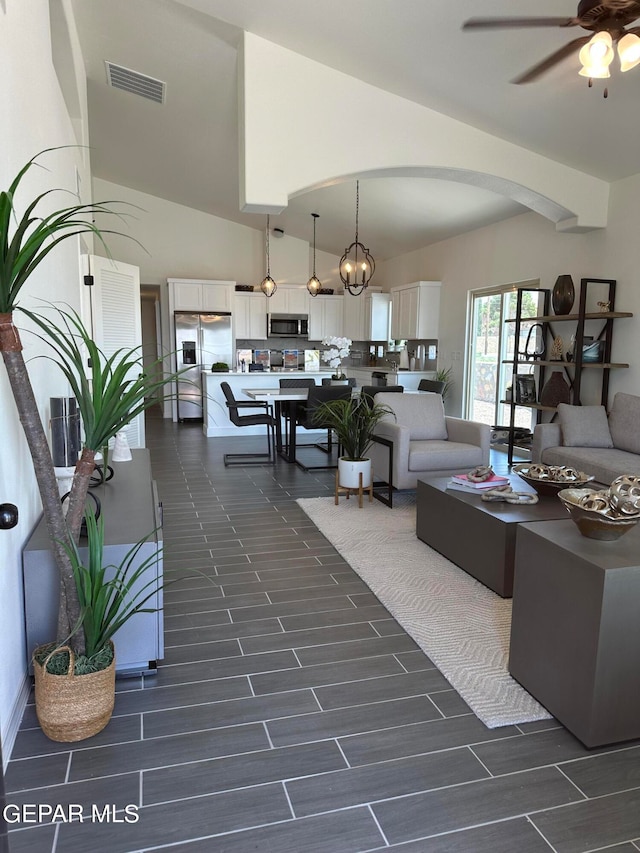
[
  {"left": 202, "top": 370, "right": 333, "bottom": 437},
  {"left": 346, "top": 367, "right": 437, "bottom": 390}
]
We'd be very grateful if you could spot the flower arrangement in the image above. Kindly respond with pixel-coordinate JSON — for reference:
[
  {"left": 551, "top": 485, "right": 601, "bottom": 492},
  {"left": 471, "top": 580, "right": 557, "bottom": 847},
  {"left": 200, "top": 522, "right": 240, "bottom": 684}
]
[{"left": 321, "top": 336, "right": 352, "bottom": 379}]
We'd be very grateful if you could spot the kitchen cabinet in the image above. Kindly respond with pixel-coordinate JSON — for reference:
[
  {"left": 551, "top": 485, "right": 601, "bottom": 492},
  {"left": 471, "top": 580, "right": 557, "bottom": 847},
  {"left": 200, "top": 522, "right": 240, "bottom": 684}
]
[
  {"left": 367, "top": 292, "right": 391, "bottom": 341},
  {"left": 346, "top": 367, "right": 437, "bottom": 391},
  {"left": 342, "top": 290, "right": 366, "bottom": 340},
  {"left": 168, "top": 278, "right": 234, "bottom": 312},
  {"left": 309, "top": 295, "right": 343, "bottom": 340},
  {"left": 234, "top": 292, "right": 267, "bottom": 339},
  {"left": 390, "top": 281, "right": 440, "bottom": 340},
  {"left": 343, "top": 290, "right": 390, "bottom": 341},
  {"left": 265, "top": 284, "right": 309, "bottom": 315}
]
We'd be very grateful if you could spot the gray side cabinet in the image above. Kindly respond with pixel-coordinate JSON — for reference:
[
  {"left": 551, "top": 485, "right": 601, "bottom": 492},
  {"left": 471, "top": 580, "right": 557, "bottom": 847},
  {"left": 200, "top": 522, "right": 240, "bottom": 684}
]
[{"left": 23, "top": 449, "right": 163, "bottom": 676}]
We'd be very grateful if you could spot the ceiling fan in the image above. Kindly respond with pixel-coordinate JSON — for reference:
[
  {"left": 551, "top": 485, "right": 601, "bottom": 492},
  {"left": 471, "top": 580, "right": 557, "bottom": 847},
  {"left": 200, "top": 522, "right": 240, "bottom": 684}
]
[{"left": 463, "top": 0, "right": 640, "bottom": 89}]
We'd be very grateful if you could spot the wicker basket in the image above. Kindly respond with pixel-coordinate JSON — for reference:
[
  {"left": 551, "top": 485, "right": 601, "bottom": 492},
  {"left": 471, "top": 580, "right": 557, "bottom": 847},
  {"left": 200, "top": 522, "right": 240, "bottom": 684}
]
[{"left": 33, "top": 643, "right": 116, "bottom": 742}]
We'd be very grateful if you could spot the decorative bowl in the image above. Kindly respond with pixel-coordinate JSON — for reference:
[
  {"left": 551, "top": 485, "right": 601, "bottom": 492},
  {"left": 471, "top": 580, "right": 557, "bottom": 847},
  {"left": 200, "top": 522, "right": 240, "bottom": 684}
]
[
  {"left": 512, "top": 463, "right": 594, "bottom": 496},
  {"left": 558, "top": 487, "right": 640, "bottom": 541}
]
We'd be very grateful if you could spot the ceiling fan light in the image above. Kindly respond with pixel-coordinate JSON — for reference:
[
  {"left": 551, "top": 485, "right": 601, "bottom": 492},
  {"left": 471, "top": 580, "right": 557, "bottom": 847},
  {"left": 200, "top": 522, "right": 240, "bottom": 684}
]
[
  {"left": 579, "top": 63, "right": 611, "bottom": 78},
  {"left": 583, "top": 31, "right": 614, "bottom": 67},
  {"left": 618, "top": 33, "right": 640, "bottom": 71}
]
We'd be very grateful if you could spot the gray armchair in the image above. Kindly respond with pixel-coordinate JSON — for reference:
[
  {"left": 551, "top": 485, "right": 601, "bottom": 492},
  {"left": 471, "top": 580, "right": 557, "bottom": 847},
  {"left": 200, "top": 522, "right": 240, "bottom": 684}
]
[{"left": 369, "top": 392, "right": 490, "bottom": 490}]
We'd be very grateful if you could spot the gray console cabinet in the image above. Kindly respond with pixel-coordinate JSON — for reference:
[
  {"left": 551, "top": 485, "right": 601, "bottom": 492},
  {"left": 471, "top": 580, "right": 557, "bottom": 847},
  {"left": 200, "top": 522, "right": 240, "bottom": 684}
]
[
  {"left": 509, "top": 520, "right": 640, "bottom": 747},
  {"left": 23, "top": 449, "right": 163, "bottom": 676}
]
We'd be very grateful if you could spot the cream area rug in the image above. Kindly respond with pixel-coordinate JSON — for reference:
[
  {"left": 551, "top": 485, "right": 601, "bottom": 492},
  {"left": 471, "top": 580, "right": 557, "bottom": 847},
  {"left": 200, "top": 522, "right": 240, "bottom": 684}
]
[{"left": 297, "top": 494, "right": 552, "bottom": 729}]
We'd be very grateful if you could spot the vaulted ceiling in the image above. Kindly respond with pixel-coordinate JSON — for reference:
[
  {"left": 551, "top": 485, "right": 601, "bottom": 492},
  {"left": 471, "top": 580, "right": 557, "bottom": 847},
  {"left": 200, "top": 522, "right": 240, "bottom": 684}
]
[{"left": 70, "top": 0, "right": 640, "bottom": 259}]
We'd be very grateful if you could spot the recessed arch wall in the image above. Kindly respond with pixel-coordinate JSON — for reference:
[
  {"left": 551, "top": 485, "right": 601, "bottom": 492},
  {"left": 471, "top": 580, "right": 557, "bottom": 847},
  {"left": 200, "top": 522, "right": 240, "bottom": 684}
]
[{"left": 239, "top": 33, "right": 609, "bottom": 234}]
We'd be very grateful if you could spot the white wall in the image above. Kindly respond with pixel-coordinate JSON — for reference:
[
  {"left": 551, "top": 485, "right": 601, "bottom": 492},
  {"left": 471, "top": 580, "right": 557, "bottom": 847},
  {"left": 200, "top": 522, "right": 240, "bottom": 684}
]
[
  {"left": 379, "top": 198, "right": 640, "bottom": 416},
  {"left": 0, "top": 0, "right": 90, "bottom": 761},
  {"left": 92, "top": 179, "right": 342, "bottom": 290},
  {"left": 240, "top": 33, "right": 609, "bottom": 232}
]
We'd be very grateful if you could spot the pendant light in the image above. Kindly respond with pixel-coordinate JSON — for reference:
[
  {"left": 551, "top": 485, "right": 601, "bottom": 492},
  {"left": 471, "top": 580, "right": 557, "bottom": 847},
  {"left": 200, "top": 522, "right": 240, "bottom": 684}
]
[
  {"left": 259, "top": 215, "right": 277, "bottom": 297},
  {"left": 339, "top": 180, "right": 375, "bottom": 296},
  {"left": 307, "top": 213, "right": 321, "bottom": 297}
]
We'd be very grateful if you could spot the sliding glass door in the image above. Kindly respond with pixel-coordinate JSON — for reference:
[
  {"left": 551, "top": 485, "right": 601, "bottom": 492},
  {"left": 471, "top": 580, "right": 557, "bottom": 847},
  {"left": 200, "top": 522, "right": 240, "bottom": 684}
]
[{"left": 465, "top": 285, "right": 540, "bottom": 430}]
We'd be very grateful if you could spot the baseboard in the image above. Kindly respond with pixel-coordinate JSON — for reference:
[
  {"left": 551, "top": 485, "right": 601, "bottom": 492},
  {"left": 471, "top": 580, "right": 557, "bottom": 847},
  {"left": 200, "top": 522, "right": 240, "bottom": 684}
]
[{"left": 2, "top": 673, "right": 30, "bottom": 770}]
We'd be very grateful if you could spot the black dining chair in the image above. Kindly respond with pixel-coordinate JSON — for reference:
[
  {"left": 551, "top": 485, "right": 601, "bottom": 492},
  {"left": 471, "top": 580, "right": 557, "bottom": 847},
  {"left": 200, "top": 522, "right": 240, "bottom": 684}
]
[
  {"left": 321, "top": 377, "right": 356, "bottom": 387},
  {"left": 278, "top": 377, "right": 316, "bottom": 452},
  {"left": 360, "top": 385, "right": 404, "bottom": 407},
  {"left": 294, "top": 385, "right": 352, "bottom": 470},
  {"left": 418, "top": 379, "right": 445, "bottom": 394},
  {"left": 220, "top": 381, "right": 276, "bottom": 466}
]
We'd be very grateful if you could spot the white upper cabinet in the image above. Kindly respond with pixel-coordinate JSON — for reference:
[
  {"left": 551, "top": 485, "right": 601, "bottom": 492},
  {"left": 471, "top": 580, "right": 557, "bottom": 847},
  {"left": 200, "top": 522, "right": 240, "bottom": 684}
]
[
  {"left": 390, "top": 281, "right": 440, "bottom": 340},
  {"left": 264, "top": 284, "right": 309, "bottom": 315},
  {"left": 366, "top": 292, "right": 391, "bottom": 341},
  {"left": 168, "top": 278, "right": 234, "bottom": 313},
  {"left": 342, "top": 290, "right": 366, "bottom": 340},
  {"left": 309, "top": 295, "right": 343, "bottom": 340},
  {"left": 342, "top": 290, "right": 391, "bottom": 342},
  {"left": 234, "top": 292, "right": 267, "bottom": 339}
]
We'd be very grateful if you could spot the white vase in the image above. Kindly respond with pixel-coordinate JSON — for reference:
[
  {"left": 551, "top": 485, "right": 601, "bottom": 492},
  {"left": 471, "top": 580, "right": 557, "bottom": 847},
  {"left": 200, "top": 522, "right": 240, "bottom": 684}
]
[{"left": 338, "top": 457, "right": 372, "bottom": 489}]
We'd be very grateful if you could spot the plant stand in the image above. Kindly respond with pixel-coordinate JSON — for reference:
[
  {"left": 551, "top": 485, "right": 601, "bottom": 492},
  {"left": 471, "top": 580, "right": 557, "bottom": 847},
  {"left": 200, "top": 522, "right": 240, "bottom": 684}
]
[{"left": 335, "top": 470, "right": 373, "bottom": 508}]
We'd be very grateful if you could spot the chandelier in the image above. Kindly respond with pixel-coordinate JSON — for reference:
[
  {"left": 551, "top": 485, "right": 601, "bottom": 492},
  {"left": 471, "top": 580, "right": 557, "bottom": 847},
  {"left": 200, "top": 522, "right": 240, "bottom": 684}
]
[
  {"left": 259, "top": 214, "right": 277, "bottom": 297},
  {"left": 307, "top": 213, "right": 321, "bottom": 297},
  {"left": 339, "top": 180, "right": 375, "bottom": 296}
]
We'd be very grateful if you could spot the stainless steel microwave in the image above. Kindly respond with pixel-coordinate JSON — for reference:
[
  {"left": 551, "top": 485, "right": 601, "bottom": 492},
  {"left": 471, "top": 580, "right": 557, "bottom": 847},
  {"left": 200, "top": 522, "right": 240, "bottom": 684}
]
[{"left": 267, "top": 314, "right": 309, "bottom": 338}]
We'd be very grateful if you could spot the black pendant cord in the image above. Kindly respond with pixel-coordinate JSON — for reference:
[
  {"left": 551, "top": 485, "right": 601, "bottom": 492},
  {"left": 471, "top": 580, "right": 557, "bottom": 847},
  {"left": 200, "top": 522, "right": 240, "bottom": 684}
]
[
  {"left": 312, "top": 213, "right": 318, "bottom": 276},
  {"left": 265, "top": 214, "right": 271, "bottom": 277}
]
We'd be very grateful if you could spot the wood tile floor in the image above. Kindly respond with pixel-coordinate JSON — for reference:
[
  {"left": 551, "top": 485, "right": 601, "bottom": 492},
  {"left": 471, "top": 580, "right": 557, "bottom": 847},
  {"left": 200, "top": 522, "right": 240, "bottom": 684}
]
[{"left": 5, "top": 411, "right": 640, "bottom": 852}]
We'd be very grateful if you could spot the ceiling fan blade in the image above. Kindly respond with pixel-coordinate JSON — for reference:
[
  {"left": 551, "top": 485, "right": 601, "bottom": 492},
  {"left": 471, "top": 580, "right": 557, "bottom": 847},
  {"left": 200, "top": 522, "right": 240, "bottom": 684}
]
[
  {"left": 463, "top": 17, "right": 577, "bottom": 30},
  {"left": 512, "top": 36, "right": 591, "bottom": 84}
]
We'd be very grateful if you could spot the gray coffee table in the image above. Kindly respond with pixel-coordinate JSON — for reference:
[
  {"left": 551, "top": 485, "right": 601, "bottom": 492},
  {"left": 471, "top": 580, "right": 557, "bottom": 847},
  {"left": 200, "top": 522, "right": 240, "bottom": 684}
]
[
  {"left": 415, "top": 476, "right": 569, "bottom": 597},
  {"left": 509, "top": 519, "right": 640, "bottom": 748}
]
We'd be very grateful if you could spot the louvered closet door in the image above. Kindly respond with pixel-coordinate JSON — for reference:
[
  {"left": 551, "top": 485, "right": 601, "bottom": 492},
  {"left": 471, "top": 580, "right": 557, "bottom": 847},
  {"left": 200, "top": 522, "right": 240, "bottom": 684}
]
[{"left": 90, "top": 255, "right": 144, "bottom": 448}]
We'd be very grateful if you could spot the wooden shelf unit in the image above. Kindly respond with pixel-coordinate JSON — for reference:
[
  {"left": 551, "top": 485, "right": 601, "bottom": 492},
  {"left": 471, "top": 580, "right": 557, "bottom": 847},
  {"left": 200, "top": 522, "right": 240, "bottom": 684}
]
[{"left": 503, "top": 279, "right": 632, "bottom": 466}]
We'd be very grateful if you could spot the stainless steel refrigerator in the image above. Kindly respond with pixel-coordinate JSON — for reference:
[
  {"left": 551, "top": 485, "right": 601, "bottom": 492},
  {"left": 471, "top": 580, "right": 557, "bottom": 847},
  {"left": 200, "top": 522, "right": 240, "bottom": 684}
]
[{"left": 174, "top": 311, "right": 232, "bottom": 420}]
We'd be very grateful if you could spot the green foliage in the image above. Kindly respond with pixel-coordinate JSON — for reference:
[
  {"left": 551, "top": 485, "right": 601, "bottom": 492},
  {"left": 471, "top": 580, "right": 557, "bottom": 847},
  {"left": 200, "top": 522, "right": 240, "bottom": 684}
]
[
  {"left": 312, "top": 397, "right": 393, "bottom": 460},
  {"left": 435, "top": 365, "right": 454, "bottom": 401},
  {"left": 61, "top": 506, "right": 164, "bottom": 659},
  {"left": 0, "top": 148, "right": 135, "bottom": 313},
  {"left": 34, "top": 642, "right": 114, "bottom": 675},
  {"left": 24, "top": 305, "right": 177, "bottom": 452}
]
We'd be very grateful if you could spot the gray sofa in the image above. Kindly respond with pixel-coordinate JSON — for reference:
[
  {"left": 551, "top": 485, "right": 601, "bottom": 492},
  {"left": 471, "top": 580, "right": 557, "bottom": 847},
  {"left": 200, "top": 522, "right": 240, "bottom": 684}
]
[{"left": 532, "top": 392, "right": 640, "bottom": 485}]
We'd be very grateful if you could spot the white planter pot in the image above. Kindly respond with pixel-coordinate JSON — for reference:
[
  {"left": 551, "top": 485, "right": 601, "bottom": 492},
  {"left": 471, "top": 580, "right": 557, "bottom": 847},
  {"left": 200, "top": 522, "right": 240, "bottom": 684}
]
[
  {"left": 330, "top": 379, "right": 349, "bottom": 386},
  {"left": 338, "top": 457, "right": 372, "bottom": 489}
]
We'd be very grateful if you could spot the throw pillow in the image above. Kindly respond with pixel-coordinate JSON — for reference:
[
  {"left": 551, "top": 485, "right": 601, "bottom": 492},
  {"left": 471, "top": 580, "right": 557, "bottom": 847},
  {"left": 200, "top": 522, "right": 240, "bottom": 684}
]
[
  {"left": 608, "top": 393, "right": 640, "bottom": 454},
  {"left": 557, "top": 403, "right": 613, "bottom": 448}
]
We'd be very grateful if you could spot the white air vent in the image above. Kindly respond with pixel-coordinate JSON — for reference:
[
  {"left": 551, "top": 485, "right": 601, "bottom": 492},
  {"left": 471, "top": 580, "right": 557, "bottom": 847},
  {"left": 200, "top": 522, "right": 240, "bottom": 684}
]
[{"left": 105, "top": 61, "right": 165, "bottom": 104}]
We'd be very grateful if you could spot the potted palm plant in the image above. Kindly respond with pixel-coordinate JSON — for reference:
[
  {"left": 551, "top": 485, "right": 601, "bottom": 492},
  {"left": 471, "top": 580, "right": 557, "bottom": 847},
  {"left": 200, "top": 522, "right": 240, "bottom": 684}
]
[
  {"left": 33, "top": 506, "right": 164, "bottom": 741},
  {"left": 1, "top": 150, "right": 181, "bottom": 740},
  {"left": 313, "top": 395, "right": 392, "bottom": 488}
]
